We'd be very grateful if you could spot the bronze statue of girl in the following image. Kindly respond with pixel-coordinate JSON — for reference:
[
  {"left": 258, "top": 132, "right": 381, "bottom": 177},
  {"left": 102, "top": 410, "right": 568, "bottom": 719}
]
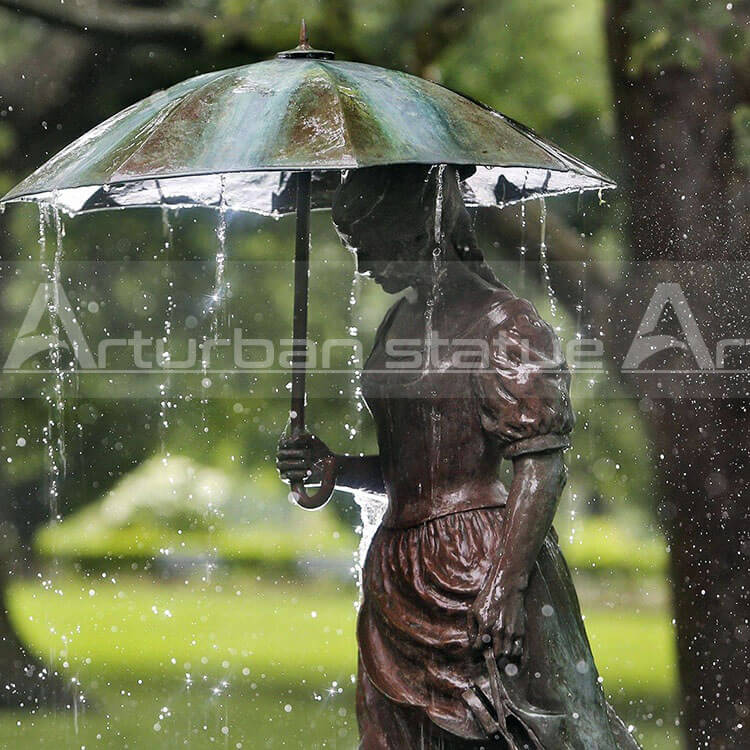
[{"left": 277, "top": 165, "right": 640, "bottom": 749}]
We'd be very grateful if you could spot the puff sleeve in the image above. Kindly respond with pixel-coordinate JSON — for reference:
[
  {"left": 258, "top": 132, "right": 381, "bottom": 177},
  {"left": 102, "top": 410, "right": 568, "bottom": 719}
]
[{"left": 472, "top": 296, "right": 574, "bottom": 458}]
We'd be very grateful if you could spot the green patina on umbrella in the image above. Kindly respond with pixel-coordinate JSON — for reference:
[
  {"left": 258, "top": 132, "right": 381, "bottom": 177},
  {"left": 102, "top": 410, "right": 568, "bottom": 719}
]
[
  {"left": 1, "top": 22, "right": 612, "bottom": 213},
  {"left": 0, "top": 21, "right": 614, "bottom": 508}
]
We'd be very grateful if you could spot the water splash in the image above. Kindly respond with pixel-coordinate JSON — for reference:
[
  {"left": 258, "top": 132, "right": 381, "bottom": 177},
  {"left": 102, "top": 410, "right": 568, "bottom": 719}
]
[
  {"left": 538, "top": 198, "right": 557, "bottom": 319},
  {"left": 352, "top": 490, "right": 387, "bottom": 600}
]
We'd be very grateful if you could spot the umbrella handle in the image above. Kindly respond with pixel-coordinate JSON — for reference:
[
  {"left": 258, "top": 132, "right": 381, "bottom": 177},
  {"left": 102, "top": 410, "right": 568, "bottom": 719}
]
[
  {"left": 290, "top": 459, "right": 337, "bottom": 509},
  {"left": 287, "top": 170, "right": 335, "bottom": 510}
]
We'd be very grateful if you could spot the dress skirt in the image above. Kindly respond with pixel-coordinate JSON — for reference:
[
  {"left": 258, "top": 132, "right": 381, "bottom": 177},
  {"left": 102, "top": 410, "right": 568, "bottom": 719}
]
[{"left": 356, "top": 507, "right": 640, "bottom": 749}]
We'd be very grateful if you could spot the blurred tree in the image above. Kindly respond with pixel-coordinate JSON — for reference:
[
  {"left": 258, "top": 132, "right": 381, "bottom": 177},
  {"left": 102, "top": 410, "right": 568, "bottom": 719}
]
[{"left": 603, "top": 2, "right": 750, "bottom": 747}]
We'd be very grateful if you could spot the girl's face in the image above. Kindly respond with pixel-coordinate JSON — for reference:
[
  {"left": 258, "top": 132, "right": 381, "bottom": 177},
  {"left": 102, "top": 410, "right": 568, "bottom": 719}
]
[
  {"left": 349, "top": 217, "right": 434, "bottom": 292},
  {"left": 332, "top": 166, "right": 445, "bottom": 293}
]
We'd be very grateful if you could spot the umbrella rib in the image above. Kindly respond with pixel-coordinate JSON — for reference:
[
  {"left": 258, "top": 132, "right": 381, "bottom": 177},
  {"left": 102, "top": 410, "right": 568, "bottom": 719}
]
[{"left": 316, "top": 62, "right": 358, "bottom": 168}]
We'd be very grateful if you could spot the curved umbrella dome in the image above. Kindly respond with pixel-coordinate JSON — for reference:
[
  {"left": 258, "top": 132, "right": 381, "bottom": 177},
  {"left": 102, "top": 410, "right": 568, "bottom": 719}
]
[{"left": 1, "top": 57, "right": 614, "bottom": 216}]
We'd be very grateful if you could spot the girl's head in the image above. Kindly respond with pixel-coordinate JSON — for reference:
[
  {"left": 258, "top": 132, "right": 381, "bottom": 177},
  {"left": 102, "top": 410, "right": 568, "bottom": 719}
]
[{"left": 331, "top": 164, "right": 496, "bottom": 293}]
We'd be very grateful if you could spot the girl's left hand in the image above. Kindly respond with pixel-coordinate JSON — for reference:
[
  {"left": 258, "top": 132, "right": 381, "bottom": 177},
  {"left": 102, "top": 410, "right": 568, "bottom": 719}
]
[{"left": 467, "top": 580, "right": 526, "bottom": 662}]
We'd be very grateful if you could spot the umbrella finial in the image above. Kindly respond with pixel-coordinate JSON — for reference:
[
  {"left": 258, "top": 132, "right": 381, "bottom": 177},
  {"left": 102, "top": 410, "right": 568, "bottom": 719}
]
[
  {"left": 299, "top": 19, "right": 310, "bottom": 50},
  {"left": 277, "top": 20, "right": 334, "bottom": 59}
]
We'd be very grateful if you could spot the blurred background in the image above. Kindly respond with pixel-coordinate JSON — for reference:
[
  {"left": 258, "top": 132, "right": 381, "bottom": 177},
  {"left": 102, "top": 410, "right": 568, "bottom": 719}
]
[{"left": 0, "top": 1, "right": 747, "bottom": 749}]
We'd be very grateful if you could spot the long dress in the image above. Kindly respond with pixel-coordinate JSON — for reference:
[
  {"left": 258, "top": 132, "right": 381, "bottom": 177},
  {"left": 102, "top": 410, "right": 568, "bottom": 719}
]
[{"left": 355, "top": 286, "right": 640, "bottom": 750}]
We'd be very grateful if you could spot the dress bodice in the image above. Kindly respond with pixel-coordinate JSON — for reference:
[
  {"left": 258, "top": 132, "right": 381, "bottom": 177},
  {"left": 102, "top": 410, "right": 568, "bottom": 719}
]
[{"left": 361, "top": 285, "right": 574, "bottom": 528}]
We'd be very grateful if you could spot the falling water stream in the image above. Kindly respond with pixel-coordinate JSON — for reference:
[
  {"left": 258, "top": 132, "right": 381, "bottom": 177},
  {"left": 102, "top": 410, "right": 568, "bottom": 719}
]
[
  {"left": 570, "top": 194, "right": 590, "bottom": 545},
  {"left": 538, "top": 198, "right": 558, "bottom": 319},
  {"left": 159, "top": 207, "right": 176, "bottom": 460},
  {"left": 576, "top": 260, "right": 588, "bottom": 342},
  {"left": 38, "top": 203, "right": 67, "bottom": 519},
  {"left": 344, "top": 272, "right": 365, "bottom": 443},
  {"left": 33, "top": 202, "right": 72, "bottom": 713},
  {"left": 212, "top": 181, "right": 229, "bottom": 336},
  {"left": 427, "top": 166, "right": 446, "bottom": 508},
  {"left": 347, "top": 249, "right": 386, "bottom": 596},
  {"left": 201, "top": 188, "right": 230, "bottom": 431},
  {"left": 423, "top": 165, "right": 446, "bottom": 356},
  {"left": 575, "top": 190, "right": 588, "bottom": 343},
  {"left": 519, "top": 201, "right": 527, "bottom": 287}
]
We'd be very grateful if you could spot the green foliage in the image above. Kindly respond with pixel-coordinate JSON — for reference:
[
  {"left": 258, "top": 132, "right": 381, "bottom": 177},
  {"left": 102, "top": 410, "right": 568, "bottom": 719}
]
[
  {"left": 0, "top": 10, "right": 44, "bottom": 66},
  {"left": 565, "top": 393, "right": 654, "bottom": 516},
  {"left": 36, "top": 514, "right": 354, "bottom": 566},
  {"left": 733, "top": 104, "right": 750, "bottom": 171},
  {"left": 588, "top": 608, "right": 677, "bottom": 705},
  {"left": 212, "top": 0, "right": 468, "bottom": 68},
  {"left": 60, "top": 455, "right": 236, "bottom": 532},
  {"left": 35, "top": 456, "right": 355, "bottom": 564},
  {"left": 439, "top": 0, "right": 614, "bottom": 171},
  {"left": 0, "top": 123, "right": 14, "bottom": 160},
  {"left": 625, "top": 0, "right": 748, "bottom": 75},
  {"left": 560, "top": 516, "right": 667, "bottom": 576}
]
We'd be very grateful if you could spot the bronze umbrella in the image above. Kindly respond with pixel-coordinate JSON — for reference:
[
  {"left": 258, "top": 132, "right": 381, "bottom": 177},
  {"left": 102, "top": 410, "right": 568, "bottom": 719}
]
[{"left": 0, "top": 22, "right": 613, "bottom": 509}]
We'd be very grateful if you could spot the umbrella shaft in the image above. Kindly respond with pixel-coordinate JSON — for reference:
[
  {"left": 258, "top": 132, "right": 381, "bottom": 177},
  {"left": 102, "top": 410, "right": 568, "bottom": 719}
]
[{"left": 291, "top": 171, "right": 312, "bottom": 435}]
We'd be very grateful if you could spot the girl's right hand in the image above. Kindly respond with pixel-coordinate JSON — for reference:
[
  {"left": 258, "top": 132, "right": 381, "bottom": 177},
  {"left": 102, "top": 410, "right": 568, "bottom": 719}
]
[{"left": 276, "top": 432, "right": 337, "bottom": 485}]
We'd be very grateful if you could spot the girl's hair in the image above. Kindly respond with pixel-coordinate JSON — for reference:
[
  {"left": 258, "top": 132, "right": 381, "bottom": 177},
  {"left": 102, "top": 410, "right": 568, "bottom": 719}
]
[
  {"left": 442, "top": 167, "right": 504, "bottom": 289},
  {"left": 332, "top": 164, "right": 503, "bottom": 289}
]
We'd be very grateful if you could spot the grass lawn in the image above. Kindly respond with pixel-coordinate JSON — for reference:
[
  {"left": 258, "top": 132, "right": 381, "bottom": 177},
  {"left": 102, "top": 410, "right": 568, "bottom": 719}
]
[{"left": 0, "top": 570, "right": 682, "bottom": 749}]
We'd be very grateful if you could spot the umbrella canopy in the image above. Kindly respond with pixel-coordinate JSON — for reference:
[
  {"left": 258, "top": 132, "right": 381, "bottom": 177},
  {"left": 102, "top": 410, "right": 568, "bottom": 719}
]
[{"left": 1, "top": 45, "right": 613, "bottom": 216}]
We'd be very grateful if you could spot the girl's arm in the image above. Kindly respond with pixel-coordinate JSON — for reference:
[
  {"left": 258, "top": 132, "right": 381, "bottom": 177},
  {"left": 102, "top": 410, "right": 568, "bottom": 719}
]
[
  {"left": 276, "top": 432, "right": 385, "bottom": 495},
  {"left": 335, "top": 454, "right": 386, "bottom": 494},
  {"left": 467, "top": 450, "right": 566, "bottom": 659}
]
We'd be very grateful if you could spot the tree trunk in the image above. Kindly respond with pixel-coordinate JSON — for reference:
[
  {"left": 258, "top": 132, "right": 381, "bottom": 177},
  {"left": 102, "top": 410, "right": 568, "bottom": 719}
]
[
  {"left": 653, "top": 401, "right": 750, "bottom": 749},
  {"left": 606, "top": 2, "right": 750, "bottom": 747}
]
